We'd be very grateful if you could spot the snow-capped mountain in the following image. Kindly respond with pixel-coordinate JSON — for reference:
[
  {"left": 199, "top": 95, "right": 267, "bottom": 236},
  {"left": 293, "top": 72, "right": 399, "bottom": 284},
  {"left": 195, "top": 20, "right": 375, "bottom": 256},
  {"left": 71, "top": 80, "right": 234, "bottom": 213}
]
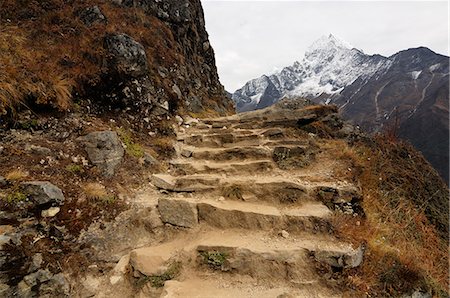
[
  {"left": 231, "top": 34, "right": 449, "bottom": 183},
  {"left": 232, "top": 34, "right": 390, "bottom": 112}
]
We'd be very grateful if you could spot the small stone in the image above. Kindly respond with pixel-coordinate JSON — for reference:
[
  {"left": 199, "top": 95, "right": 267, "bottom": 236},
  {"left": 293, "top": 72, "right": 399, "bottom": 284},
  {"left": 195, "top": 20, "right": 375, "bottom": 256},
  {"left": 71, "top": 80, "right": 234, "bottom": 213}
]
[
  {"left": 25, "top": 144, "right": 52, "bottom": 155},
  {"left": 0, "top": 176, "right": 6, "bottom": 187},
  {"left": 29, "top": 253, "right": 43, "bottom": 272},
  {"left": 280, "top": 230, "right": 289, "bottom": 238},
  {"left": 110, "top": 275, "right": 122, "bottom": 285},
  {"left": 41, "top": 207, "right": 60, "bottom": 218},
  {"left": 175, "top": 115, "right": 184, "bottom": 126},
  {"left": 217, "top": 196, "right": 225, "bottom": 202},
  {"left": 181, "top": 149, "right": 193, "bottom": 158},
  {"left": 356, "top": 221, "right": 361, "bottom": 226}
]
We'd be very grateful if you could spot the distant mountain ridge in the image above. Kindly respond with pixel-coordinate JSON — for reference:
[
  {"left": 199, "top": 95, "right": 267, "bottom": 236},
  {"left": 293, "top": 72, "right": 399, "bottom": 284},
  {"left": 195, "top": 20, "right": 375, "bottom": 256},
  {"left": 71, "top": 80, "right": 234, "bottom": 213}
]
[{"left": 231, "top": 34, "right": 449, "bottom": 182}]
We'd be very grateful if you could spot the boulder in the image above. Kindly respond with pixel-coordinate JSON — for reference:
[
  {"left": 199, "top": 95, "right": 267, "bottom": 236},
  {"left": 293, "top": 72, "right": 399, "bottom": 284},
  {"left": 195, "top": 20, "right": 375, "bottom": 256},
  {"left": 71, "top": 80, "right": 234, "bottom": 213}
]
[
  {"left": 104, "top": 33, "right": 148, "bottom": 78},
  {"left": 79, "top": 6, "right": 107, "bottom": 27},
  {"left": 158, "top": 198, "right": 198, "bottom": 228},
  {"left": 21, "top": 181, "right": 65, "bottom": 207},
  {"left": 78, "top": 131, "right": 124, "bottom": 177}
]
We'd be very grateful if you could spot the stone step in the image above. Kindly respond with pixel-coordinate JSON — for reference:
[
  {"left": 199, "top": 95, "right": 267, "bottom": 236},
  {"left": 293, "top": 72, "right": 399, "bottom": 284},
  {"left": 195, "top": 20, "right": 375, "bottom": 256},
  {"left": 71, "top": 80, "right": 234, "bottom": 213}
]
[
  {"left": 151, "top": 174, "right": 219, "bottom": 192},
  {"left": 157, "top": 196, "right": 332, "bottom": 233},
  {"left": 159, "top": 275, "right": 339, "bottom": 298},
  {"left": 128, "top": 229, "right": 363, "bottom": 287},
  {"left": 195, "top": 230, "right": 363, "bottom": 280},
  {"left": 196, "top": 200, "right": 332, "bottom": 233},
  {"left": 169, "top": 159, "right": 274, "bottom": 176},
  {"left": 191, "top": 146, "right": 273, "bottom": 161},
  {"left": 151, "top": 174, "right": 361, "bottom": 212}
]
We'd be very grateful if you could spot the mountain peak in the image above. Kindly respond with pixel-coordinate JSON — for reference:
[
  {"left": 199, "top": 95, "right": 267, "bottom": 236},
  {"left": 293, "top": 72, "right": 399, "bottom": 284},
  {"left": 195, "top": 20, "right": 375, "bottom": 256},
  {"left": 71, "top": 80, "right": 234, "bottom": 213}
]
[{"left": 306, "top": 34, "right": 353, "bottom": 54}]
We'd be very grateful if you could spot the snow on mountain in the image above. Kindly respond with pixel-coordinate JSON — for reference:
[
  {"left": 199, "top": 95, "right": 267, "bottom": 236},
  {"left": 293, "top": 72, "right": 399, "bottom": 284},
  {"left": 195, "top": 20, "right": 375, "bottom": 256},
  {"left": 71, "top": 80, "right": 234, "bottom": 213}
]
[{"left": 232, "top": 34, "right": 391, "bottom": 112}]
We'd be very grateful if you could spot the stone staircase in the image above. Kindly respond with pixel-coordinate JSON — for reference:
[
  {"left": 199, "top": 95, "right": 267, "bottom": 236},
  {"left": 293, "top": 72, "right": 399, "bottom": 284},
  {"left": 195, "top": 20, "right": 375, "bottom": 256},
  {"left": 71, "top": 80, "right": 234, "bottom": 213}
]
[{"left": 123, "top": 107, "right": 364, "bottom": 297}]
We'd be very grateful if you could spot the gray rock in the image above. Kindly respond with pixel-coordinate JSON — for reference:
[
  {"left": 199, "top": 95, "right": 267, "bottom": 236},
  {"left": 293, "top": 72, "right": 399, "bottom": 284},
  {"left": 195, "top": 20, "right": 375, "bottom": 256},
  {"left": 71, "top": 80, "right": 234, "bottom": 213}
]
[
  {"left": 0, "top": 176, "right": 6, "bottom": 187},
  {"left": 23, "top": 269, "right": 52, "bottom": 287},
  {"left": 172, "top": 85, "right": 182, "bottom": 100},
  {"left": 104, "top": 33, "right": 148, "bottom": 78},
  {"left": 158, "top": 198, "right": 198, "bottom": 228},
  {"left": 16, "top": 280, "right": 32, "bottom": 298},
  {"left": 180, "top": 148, "right": 192, "bottom": 158},
  {"left": 28, "top": 253, "right": 43, "bottom": 273},
  {"left": 78, "top": 131, "right": 124, "bottom": 177},
  {"left": 79, "top": 6, "right": 107, "bottom": 27},
  {"left": 21, "top": 181, "right": 65, "bottom": 207},
  {"left": 143, "top": 152, "right": 159, "bottom": 166},
  {"left": 175, "top": 115, "right": 184, "bottom": 126},
  {"left": 41, "top": 207, "right": 60, "bottom": 218},
  {"left": 39, "top": 273, "right": 70, "bottom": 296},
  {"left": 314, "top": 245, "right": 364, "bottom": 268},
  {"left": 24, "top": 144, "right": 51, "bottom": 155}
]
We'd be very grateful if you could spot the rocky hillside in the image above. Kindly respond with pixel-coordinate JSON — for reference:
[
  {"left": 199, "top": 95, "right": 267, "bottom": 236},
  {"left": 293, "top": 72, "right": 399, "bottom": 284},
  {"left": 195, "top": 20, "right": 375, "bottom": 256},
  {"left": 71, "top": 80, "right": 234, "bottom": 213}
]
[
  {"left": 0, "top": 3, "right": 448, "bottom": 297},
  {"left": 0, "top": 0, "right": 233, "bottom": 123},
  {"left": 1, "top": 99, "right": 448, "bottom": 297},
  {"left": 232, "top": 34, "right": 449, "bottom": 183}
]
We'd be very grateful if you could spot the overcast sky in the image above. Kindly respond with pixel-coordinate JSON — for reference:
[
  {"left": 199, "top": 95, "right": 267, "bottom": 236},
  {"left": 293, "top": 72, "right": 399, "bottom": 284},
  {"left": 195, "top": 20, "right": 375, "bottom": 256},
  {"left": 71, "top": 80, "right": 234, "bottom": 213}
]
[{"left": 201, "top": 1, "right": 449, "bottom": 92}]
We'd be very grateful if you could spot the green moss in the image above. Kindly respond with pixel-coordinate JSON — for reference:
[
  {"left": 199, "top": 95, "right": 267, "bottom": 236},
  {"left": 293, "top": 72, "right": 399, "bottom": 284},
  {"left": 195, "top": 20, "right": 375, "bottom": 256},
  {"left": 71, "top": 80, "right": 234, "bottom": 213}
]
[
  {"left": 118, "top": 128, "right": 144, "bottom": 158},
  {"left": 200, "top": 251, "right": 228, "bottom": 269},
  {"left": 5, "top": 191, "right": 27, "bottom": 203},
  {"left": 66, "top": 164, "right": 83, "bottom": 173}
]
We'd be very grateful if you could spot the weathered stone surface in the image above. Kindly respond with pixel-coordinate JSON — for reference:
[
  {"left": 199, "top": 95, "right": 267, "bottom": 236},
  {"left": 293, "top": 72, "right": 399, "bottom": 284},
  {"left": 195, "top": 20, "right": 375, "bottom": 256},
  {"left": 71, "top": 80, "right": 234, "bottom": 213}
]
[
  {"left": 24, "top": 144, "right": 51, "bottom": 155},
  {"left": 0, "top": 176, "right": 6, "bottom": 187},
  {"left": 41, "top": 207, "right": 60, "bottom": 218},
  {"left": 104, "top": 33, "right": 148, "bottom": 78},
  {"left": 129, "top": 246, "right": 172, "bottom": 276},
  {"left": 78, "top": 131, "right": 124, "bottom": 177},
  {"left": 79, "top": 6, "right": 107, "bottom": 27},
  {"left": 180, "top": 148, "right": 193, "bottom": 158},
  {"left": 158, "top": 198, "right": 198, "bottom": 228},
  {"left": 314, "top": 245, "right": 364, "bottom": 268},
  {"left": 21, "top": 181, "right": 65, "bottom": 206}
]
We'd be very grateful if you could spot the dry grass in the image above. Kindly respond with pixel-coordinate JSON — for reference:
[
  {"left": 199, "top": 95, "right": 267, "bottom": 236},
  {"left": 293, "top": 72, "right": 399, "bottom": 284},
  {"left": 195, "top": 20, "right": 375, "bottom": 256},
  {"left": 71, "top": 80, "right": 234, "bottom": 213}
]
[
  {"left": 326, "top": 137, "right": 449, "bottom": 296},
  {"left": 0, "top": 1, "right": 184, "bottom": 115},
  {"left": 82, "top": 183, "right": 108, "bottom": 199},
  {"left": 4, "top": 169, "right": 29, "bottom": 182}
]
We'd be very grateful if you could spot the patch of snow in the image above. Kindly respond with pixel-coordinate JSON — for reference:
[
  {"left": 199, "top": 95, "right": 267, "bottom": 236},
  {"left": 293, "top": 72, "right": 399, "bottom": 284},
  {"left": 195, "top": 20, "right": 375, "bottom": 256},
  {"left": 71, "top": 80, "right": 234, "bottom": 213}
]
[
  {"left": 429, "top": 63, "right": 440, "bottom": 72},
  {"left": 411, "top": 70, "right": 422, "bottom": 80}
]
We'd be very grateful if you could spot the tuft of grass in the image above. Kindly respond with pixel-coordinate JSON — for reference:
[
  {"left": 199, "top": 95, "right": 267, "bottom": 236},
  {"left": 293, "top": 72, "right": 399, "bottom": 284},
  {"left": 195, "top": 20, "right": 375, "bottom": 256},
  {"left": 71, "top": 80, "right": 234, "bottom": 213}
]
[
  {"left": 222, "top": 185, "right": 243, "bottom": 200},
  {"left": 118, "top": 128, "right": 144, "bottom": 158},
  {"left": 5, "top": 169, "right": 29, "bottom": 182},
  {"left": 200, "top": 251, "right": 228, "bottom": 270},
  {"left": 137, "top": 261, "right": 181, "bottom": 289},
  {"left": 66, "top": 164, "right": 84, "bottom": 174},
  {"left": 82, "top": 183, "right": 116, "bottom": 205}
]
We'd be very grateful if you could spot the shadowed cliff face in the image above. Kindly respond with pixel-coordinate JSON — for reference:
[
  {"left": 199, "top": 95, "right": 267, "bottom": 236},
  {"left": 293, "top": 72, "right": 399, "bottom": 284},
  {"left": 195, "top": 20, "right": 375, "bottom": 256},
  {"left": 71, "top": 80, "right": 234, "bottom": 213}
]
[{"left": 0, "top": 0, "right": 234, "bottom": 120}]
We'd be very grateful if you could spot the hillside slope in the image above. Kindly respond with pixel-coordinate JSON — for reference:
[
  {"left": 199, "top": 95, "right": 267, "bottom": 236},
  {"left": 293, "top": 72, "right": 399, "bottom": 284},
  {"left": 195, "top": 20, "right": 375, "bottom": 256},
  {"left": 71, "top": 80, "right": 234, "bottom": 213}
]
[{"left": 0, "top": 0, "right": 233, "bottom": 122}]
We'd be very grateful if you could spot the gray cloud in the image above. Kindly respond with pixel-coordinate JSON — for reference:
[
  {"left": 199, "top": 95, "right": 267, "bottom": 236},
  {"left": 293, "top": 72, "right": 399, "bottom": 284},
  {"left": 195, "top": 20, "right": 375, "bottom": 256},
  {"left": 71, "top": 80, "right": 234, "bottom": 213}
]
[{"left": 201, "top": 1, "right": 449, "bottom": 91}]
